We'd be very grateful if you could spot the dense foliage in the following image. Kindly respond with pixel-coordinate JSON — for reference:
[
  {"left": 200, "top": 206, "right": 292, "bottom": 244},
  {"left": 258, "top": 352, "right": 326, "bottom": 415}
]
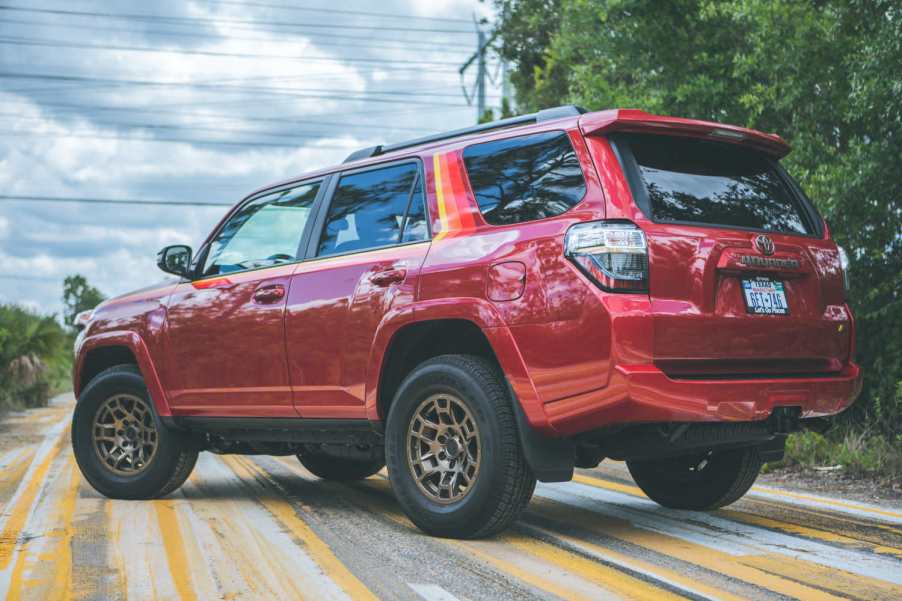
[
  {"left": 0, "top": 304, "right": 69, "bottom": 410},
  {"left": 0, "top": 274, "right": 105, "bottom": 411},
  {"left": 493, "top": 0, "right": 901, "bottom": 436}
]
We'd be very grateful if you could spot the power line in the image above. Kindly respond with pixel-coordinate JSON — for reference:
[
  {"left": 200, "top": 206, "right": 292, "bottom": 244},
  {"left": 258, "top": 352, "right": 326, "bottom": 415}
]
[
  {"left": 0, "top": 128, "right": 356, "bottom": 149},
  {"left": 0, "top": 35, "right": 464, "bottom": 68},
  {"left": 0, "top": 16, "right": 472, "bottom": 56},
  {"left": 0, "top": 72, "right": 498, "bottom": 102},
  {"left": 198, "top": 0, "right": 473, "bottom": 23},
  {"left": 0, "top": 274, "right": 61, "bottom": 282},
  {"left": 0, "top": 6, "right": 474, "bottom": 34},
  {"left": 0, "top": 194, "right": 231, "bottom": 207},
  {"left": 0, "top": 73, "right": 476, "bottom": 110},
  {"left": 4, "top": 101, "right": 434, "bottom": 133}
]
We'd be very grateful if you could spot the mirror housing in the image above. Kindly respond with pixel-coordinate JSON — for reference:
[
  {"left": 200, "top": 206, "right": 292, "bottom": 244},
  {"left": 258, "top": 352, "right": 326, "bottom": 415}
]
[{"left": 156, "top": 245, "right": 193, "bottom": 278}]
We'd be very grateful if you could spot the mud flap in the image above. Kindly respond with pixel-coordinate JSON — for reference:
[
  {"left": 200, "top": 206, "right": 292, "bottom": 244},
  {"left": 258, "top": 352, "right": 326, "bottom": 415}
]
[{"left": 509, "top": 390, "right": 575, "bottom": 482}]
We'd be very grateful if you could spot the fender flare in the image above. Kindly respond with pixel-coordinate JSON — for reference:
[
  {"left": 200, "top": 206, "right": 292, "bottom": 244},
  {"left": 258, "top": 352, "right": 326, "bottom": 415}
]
[
  {"left": 365, "top": 298, "right": 574, "bottom": 482},
  {"left": 74, "top": 331, "right": 173, "bottom": 417}
]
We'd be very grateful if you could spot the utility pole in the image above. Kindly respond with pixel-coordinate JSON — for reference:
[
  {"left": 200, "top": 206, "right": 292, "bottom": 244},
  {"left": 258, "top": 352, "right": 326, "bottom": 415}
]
[
  {"left": 459, "top": 17, "right": 495, "bottom": 122},
  {"left": 475, "top": 27, "right": 487, "bottom": 121}
]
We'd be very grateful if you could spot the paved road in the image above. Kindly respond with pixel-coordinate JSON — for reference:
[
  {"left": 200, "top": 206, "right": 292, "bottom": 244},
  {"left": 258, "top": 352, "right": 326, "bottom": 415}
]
[{"left": 1, "top": 395, "right": 900, "bottom": 601}]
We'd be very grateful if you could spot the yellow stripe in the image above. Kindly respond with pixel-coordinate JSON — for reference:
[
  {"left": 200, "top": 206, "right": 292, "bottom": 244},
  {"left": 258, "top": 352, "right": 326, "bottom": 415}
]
[
  {"left": 574, "top": 473, "right": 902, "bottom": 554},
  {"left": 546, "top": 529, "right": 746, "bottom": 601},
  {"left": 751, "top": 486, "right": 902, "bottom": 521},
  {"left": 503, "top": 534, "right": 685, "bottom": 601},
  {"left": 44, "top": 457, "right": 81, "bottom": 601},
  {"left": 0, "top": 450, "right": 37, "bottom": 508},
  {"left": 0, "top": 431, "right": 65, "bottom": 570},
  {"left": 153, "top": 499, "right": 198, "bottom": 601},
  {"left": 225, "top": 456, "right": 377, "bottom": 601},
  {"left": 532, "top": 496, "right": 850, "bottom": 600},
  {"left": 432, "top": 153, "right": 450, "bottom": 240}
]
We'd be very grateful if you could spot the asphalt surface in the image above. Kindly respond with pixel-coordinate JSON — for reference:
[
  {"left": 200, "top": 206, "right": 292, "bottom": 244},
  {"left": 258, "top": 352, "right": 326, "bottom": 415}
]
[{"left": 1, "top": 394, "right": 900, "bottom": 601}]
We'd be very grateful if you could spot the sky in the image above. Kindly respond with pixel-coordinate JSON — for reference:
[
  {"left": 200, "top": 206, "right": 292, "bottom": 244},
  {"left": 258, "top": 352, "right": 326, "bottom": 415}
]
[{"left": 0, "top": 0, "right": 502, "bottom": 316}]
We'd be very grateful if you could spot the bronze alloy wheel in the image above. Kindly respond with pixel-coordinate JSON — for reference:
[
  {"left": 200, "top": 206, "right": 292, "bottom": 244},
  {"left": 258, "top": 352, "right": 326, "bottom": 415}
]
[
  {"left": 92, "top": 393, "right": 159, "bottom": 476},
  {"left": 406, "top": 393, "right": 481, "bottom": 504}
]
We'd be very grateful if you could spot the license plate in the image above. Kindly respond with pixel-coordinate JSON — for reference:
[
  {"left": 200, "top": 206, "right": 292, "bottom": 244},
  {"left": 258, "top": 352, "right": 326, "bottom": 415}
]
[{"left": 742, "top": 277, "right": 789, "bottom": 315}]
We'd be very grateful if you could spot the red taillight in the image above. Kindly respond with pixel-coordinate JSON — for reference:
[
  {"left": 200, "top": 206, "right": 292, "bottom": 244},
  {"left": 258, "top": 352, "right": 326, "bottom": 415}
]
[{"left": 564, "top": 221, "right": 648, "bottom": 292}]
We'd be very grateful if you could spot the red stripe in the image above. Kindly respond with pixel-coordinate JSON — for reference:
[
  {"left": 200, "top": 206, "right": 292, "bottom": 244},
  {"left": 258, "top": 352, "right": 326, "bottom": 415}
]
[{"left": 445, "top": 152, "right": 477, "bottom": 231}]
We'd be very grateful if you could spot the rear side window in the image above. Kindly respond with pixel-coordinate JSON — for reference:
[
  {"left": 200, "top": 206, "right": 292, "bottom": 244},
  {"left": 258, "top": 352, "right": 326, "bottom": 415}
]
[
  {"left": 618, "top": 134, "right": 812, "bottom": 235},
  {"left": 463, "top": 131, "right": 586, "bottom": 225},
  {"left": 318, "top": 162, "right": 426, "bottom": 257}
]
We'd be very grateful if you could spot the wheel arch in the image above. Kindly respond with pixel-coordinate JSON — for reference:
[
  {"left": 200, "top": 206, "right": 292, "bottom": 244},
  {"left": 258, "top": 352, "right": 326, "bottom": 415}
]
[
  {"left": 75, "top": 331, "right": 172, "bottom": 416},
  {"left": 366, "top": 298, "right": 555, "bottom": 436}
]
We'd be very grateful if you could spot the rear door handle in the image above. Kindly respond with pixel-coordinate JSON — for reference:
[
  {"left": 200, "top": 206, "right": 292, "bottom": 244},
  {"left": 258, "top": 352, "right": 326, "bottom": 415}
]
[
  {"left": 253, "top": 284, "right": 286, "bottom": 304},
  {"left": 370, "top": 268, "right": 407, "bottom": 287}
]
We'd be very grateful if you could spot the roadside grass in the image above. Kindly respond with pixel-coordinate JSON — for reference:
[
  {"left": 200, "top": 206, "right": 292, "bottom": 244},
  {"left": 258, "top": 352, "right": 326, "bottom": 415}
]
[{"left": 764, "top": 428, "right": 902, "bottom": 486}]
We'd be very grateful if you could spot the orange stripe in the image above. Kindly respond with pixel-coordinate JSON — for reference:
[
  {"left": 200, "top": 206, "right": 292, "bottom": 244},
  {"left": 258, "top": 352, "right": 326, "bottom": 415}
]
[
  {"left": 438, "top": 153, "right": 463, "bottom": 235},
  {"left": 445, "top": 151, "right": 478, "bottom": 230}
]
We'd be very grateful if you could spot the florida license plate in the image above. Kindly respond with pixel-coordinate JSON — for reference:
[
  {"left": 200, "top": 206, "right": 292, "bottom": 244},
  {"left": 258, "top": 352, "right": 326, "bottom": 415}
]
[{"left": 742, "top": 277, "right": 789, "bottom": 315}]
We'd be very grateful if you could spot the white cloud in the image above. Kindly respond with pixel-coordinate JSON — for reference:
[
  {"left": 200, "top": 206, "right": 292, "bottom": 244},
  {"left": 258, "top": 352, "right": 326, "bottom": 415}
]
[{"left": 0, "top": 0, "right": 501, "bottom": 315}]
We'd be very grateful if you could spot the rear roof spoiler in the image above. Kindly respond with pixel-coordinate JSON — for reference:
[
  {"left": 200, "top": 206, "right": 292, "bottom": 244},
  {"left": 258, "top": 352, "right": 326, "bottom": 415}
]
[{"left": 578, "top": 109, "right": 790, "bottom": 158}]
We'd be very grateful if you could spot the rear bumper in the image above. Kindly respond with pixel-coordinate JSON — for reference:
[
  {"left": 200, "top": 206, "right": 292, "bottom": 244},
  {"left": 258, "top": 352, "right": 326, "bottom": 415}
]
[{"left": 544, "top": 361, "right": 862, "bottom": 436}]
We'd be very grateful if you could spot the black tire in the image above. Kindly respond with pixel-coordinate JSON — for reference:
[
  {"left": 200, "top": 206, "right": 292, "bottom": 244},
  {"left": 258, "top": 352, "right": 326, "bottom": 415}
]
[
  {"left": 627, "top": 446, "right": 763, "bottom": 510},
  {"left": 72, "top": 365, "right": 198, "bottom": 500},
  {"left": 297, "top": 452, "right": 384, "bottom": 481},
  {"left": 385, "top": 354, "right": 536, "bottom": 539}
]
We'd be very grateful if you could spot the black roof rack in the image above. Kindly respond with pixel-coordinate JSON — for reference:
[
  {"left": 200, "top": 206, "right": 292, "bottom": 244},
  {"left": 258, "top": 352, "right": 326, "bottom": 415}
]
[{"left": 342, "top": 105, "right": 587, "bottom": 163}]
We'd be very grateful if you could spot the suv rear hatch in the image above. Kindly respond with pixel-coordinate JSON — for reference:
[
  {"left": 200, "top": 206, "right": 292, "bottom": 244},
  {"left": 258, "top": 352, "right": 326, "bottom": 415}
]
[{"left": 607, "top": 131, "right": 850, "bottom": 379}]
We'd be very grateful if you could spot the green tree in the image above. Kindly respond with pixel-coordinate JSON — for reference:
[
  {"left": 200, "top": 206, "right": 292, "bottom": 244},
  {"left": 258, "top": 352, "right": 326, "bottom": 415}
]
[
  {"left": 0, "top": 304, "right": 68, "bottom": 409},
  {"left": 62, "top": 274, "right": 105, "bottom": 330},
  {"left": 494, "top": 0, "right": 901, "bottom": 434}
]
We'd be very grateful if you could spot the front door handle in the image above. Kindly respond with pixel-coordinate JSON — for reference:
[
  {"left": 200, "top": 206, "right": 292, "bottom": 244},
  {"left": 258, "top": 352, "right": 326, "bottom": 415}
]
[
  {"left": 370, "top": 268, "right": 407, "bottom": 287},
  {"left": 253, "top": 284, "right": 286, "bottom": 304}
]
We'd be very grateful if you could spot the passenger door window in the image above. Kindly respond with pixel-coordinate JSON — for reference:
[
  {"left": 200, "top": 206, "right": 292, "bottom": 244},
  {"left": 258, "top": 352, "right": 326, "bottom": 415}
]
[
  {"left": 318, "top": 162, "right": 425, "bottom": 257},
  {"left": 203, "top": 182, "right": 320, "bottom": 276}
]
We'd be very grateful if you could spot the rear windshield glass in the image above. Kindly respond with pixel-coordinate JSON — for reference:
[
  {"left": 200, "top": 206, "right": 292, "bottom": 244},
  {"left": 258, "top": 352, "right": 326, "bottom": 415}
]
[
  {"left": 619, "top": 134, "right": 811, "bottom": 235},
  {"left": 463, "top": 131, "right": 586, "bottom": 225}
]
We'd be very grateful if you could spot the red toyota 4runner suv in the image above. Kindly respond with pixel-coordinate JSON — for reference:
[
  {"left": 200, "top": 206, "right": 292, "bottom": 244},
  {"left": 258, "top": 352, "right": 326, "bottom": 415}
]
[{"left": 71, "top": 106, "right": 861, "bottom": 538}]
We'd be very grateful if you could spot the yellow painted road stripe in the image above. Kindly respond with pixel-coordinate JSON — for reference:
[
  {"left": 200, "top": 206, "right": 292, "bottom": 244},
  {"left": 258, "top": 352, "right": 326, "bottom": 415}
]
[
  {"left": 574, "top": 473, "right": 902, "bottom": 553},
  {"left": 153, "top": 499, "right": 198, "bottom": 601},
  {"left": 41, "top": 456, "right": 82, "bottom": 601},
  {"left": 225, "top": 456, "right": 378, "bottom": 601},
  {"left": 750, "top": 485, "right": 902, "bottom": 521},
  {"left": 0, "top": 450, "right": 37, "bottom": 509},
  {"left": 536, "top": 526, "right": 747, "bottom": 601},
  {"left": 0, "top": 422, "right": 67, "bottom": 570},
  {"left": 284, "top": 460, "right": 606, "bottom": 600},
  {"left": 531, "top": 496, "right": 850, "bottom": 601},
  {"left": 343, "top": 472, "right": 691, "bottom": 601},
  {"left": 503, "top": 533, "right": 686, "bottom": 601},
  {"left": 718, "top": 508, "right": 902, "bottom": 557}
]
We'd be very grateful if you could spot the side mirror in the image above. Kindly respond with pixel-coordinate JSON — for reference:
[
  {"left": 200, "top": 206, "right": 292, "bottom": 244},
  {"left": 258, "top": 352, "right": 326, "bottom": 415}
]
[{"left": 156, "top": 245, "right": 193, "bottom": 278}]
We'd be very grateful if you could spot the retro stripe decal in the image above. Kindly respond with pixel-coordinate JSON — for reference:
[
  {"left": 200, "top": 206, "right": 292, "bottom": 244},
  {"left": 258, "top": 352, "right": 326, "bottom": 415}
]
[{"left": 431, "top": 151, "right": 478, "bottom": 240}]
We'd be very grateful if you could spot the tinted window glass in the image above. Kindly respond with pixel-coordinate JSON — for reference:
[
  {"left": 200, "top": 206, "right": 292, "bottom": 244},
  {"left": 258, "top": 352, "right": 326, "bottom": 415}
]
[
  {"left": 203, "top": 182, "right": 319, "bottom": 276},
  {"left": 318, "top": 162, "right": 420, "bottom": 256},
  {"left": 401, "top": 175, "right": 428, "bottom": 243},
  {"left": 463, "top": 131, "right": 586, "bottom": 225},
  {"left": 623, "top": 134, "right": 810, "bottom": 234}
]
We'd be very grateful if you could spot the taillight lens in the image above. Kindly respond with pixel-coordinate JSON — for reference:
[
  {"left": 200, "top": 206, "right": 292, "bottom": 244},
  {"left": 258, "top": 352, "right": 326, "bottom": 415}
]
[
  {"left": 565, "top": 221, "right": 648, "bottom": 292},
  {"left": 837, "top": 245, "right": 850, "bottom": 299}
]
